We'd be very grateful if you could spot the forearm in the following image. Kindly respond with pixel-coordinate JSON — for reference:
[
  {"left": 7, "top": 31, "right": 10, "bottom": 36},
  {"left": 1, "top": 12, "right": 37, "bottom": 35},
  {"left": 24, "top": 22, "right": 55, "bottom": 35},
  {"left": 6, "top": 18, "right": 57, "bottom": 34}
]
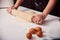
[
  {"left": 43, "top": 0, "right": 57, "bottom": 17},
  {"left": 13, "top": 0, "right": 24, "bottom": 9}
]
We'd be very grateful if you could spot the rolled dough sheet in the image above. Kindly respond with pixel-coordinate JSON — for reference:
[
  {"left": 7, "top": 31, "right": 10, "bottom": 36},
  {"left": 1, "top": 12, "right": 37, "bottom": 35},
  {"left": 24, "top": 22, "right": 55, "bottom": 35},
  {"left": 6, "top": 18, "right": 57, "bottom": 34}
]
[{"left": 12, "top": 9, "right": 37, "bottom": 22}]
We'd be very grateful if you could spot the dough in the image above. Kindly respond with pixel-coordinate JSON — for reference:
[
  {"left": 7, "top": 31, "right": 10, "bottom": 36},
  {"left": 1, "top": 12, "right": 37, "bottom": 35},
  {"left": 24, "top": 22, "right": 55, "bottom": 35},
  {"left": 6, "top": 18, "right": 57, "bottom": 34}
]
[
  {"left": 35, "top": 27, "right": 42, "bottom": 32},
  {"left": 12, "top": 9, "right": 37, "bottom": 22},
  {"left": 36, "top": 31, "right": 43, "bottom": 37},
  {"left": 29, "top": 28, "right": 36, "bottom": 34},
  {"left": 26, "top": 33, "right": 32, "bottom": 39}
]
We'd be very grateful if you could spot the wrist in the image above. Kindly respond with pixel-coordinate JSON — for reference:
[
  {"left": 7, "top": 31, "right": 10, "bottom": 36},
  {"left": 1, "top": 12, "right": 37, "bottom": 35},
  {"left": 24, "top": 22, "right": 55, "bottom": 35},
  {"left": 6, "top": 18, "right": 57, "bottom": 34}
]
[
  {"left": 39, "top": 13, "right": 47, "bottom": 19},
  {"left": 42, "top": 12, "right": 48, "bottom": 17},
  {"left": 11, "top": 6, "right": 18, "bottom": 9}
]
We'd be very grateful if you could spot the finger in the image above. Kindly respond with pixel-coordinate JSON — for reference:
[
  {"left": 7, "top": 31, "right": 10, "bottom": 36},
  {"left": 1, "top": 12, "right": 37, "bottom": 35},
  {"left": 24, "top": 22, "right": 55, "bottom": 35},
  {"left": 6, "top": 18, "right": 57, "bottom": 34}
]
[
  {"left": 31, "top": 16, "right": 35, "bottom": 23},
  {"left": 33, "top": 17, "right": 39, "bottom": 23},
  {"left": 36, "top": 18, "right": 41, "bottom": 24},
  {"left": 32, "top": 16, "right": 40, "bottom": 24},
  {"left": 7, "top": 8, "right": 12, "bottom": 14},
  {"left": 38, "top": 19, "right": 43, "bottom": 24}
]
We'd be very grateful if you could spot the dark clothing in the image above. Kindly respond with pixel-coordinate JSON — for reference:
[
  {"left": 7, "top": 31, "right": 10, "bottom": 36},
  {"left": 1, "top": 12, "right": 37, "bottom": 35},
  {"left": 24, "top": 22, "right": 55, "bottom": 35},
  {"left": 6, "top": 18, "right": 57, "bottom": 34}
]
[
  {"left": 50, "top": 0, "right": 60, "bottom": 17},
  {"left": 21, "top": 0, "right": 49, "bottom": 11},
  {"left": 34, "top": 0, "right": 60, "bottom": 17},
  {"left": 21, "top": 0, "right": 35, "bottom": 9},
  {"left": 14, "top": 0, "right": 60, "bottom": 17},
  {"left": 34, "top": 0, "right": 49, "bottom": 11}
]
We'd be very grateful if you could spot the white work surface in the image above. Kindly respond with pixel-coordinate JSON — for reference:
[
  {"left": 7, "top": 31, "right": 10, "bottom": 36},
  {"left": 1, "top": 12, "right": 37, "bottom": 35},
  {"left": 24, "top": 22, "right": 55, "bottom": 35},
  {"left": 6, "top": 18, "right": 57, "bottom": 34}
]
[{"left": 0, "top": 6, "right": 60, "bottom": 40}]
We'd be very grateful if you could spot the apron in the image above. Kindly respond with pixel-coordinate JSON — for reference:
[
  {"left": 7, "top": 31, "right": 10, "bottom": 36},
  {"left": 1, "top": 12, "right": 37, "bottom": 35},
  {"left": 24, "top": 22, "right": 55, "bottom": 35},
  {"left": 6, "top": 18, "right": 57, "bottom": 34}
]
[
  {"left": 21, "top": 0, "right": 48, "bottom": 11},
  {"left": 50, "top": 0, "right": 60, "bottom": 17},
  {"left": 34, "top": 0, "right": 49, "bottom": 11},
  {"left": 34, "top": 0, "right": 60, "bottom": 17},
  {"left": 0, "top": 0, "right": 14, "bottom": 8}
]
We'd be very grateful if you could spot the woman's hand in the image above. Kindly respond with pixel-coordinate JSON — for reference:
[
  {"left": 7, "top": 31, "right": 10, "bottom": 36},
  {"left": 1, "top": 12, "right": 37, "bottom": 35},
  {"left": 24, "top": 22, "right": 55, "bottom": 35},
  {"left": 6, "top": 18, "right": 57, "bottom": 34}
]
[
  {"left": 7, "top": 7, "right": 13, "bottom": 13},
  {"left": 7, "top": 0, "right": 24, "bottom": 13},
  {"left": 7, "top": 6, "right": 17, "bottom": 14},
  {"left": 31, "top": 14, "right": 46, "bottom": 24}
]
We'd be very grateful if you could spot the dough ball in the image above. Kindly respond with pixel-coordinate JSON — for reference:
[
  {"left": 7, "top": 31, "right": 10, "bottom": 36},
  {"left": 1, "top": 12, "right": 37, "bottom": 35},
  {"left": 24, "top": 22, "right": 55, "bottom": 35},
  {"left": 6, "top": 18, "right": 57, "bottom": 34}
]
[
  {"left": 35, "top": 27, "right": 42, "bottom": 32},
  {"left": 36, "top": 31, "right": 43, "bottom": 37},
  {"left": 29, "top": 28, "right": 36, "bottom": 34},
  {"left": 26, "top": 33, "right": 32, "bottom": 39}
]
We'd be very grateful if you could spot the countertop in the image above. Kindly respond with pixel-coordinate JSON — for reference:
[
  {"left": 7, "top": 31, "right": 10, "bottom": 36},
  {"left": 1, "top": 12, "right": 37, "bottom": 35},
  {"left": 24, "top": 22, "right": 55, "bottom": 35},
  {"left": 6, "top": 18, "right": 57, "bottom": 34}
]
[{"left": 0, "top": 6, "right": 60, "bottom": 40}]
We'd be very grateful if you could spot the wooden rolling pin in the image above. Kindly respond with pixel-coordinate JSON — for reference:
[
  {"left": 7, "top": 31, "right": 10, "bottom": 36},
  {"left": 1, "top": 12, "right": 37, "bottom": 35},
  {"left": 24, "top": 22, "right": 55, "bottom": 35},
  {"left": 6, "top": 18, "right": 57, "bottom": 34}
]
[{"left": 11, "top": 9, "right": 37, "bottom": 22}]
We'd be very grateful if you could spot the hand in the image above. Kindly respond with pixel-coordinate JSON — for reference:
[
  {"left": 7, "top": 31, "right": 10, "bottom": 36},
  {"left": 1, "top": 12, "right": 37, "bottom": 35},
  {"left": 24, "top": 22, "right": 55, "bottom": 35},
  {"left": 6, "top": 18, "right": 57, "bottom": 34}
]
[
  {"left": 7, "top": 7, "right": 13, "bottom": 13},
  {"left": 7, "top": 6, "right": 17, "bottom": 14},
  {"left": 31, "top": 14, "right": 45, "bottom": 24}
]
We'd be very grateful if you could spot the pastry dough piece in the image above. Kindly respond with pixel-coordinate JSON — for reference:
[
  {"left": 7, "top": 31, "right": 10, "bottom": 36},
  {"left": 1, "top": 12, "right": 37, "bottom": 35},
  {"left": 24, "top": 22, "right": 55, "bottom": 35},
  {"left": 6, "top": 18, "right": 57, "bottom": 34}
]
[{"left": 12, "top": 9, "right": 37, "bottom": 22}]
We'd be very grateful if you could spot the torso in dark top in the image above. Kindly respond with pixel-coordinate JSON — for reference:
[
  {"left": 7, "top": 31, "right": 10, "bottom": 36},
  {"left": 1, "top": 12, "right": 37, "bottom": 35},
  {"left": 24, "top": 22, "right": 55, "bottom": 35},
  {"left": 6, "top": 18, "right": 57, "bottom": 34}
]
[
  {"left": 34, "top": 0, "right": 49, "bottom": 11},
  {"left": 14, "top": 0, "right": 60, "bottom": 17},
  {"left": 50, "top": 0, "right": 60, "bottom": 17},
  {"left": 34, "top": 0, "right": 60, "bottom": 17}
]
